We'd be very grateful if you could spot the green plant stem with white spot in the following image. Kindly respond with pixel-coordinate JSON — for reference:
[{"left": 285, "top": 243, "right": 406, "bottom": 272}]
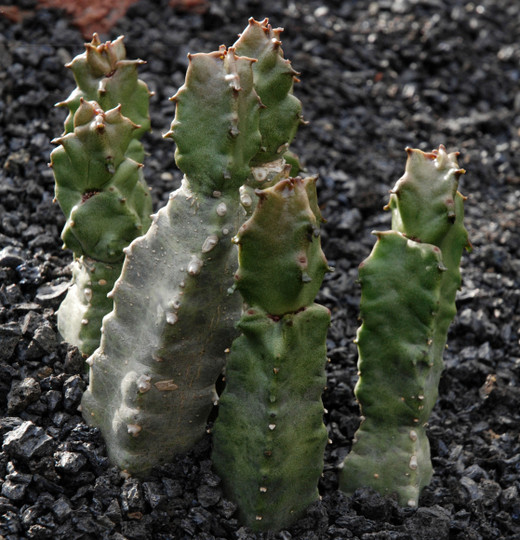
[{"left": 212, "top": 177, "right": 331, "bottom": 531}]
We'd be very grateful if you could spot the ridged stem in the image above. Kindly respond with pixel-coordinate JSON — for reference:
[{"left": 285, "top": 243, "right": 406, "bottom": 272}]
[{"left": 340, "top": 146, "right": 469, "bottom": 506}]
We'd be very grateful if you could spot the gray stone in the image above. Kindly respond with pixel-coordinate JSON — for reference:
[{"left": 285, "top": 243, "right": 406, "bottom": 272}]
[
  {"left": 162, "top": 477, "right": 183, "bottom": 498},
  {"left": 21, "top": 504, "right": 40, "bottom": 527},
  {"left": 32, "top": 322, "right": 58, "bottom": 354},
  {"left": 51, "top": 497, "right": 72, "bottom": 523},
  {"left": 21, "top": 311, "right": 44, "bottom": 335},
  {"left": 1, "top": 471, "right": 32, "bottom": 501},
  {"left": 63, "top": 347, "right": 84, "bottom": 374},
  {"left": 35, "top": 280, "right": 69, "bottom": 306},
  {"left": 0, "top": 417, "right": 24, "bottom": 436},
  {"left": 2, "top": 421, "right": 54, "bottom": 460},
  {"left": 0, "top": 322, "right": 21, "bottom": 361},
  {"left": 120, "top": 478, "right": 145, "bottom": 513},
  {"left": 2, "top": 510, "right": 22, "bottom": 534},
  {"left": 142, "top": 481, "right": 165, "bottom": 510},
  {"left": 62, "top": 375, "right": 84, "bottom": 412},
  {"left": 44, "top": 390, "right": 62, "bottom": 412},
  {"left": 104, "top": 498, "right": 122, "bottom": 524},
  {"left": 0, "top": 246, "right": 24, "bottom": 268},
  {"left": 54, "top": 450, "right": 87, "bottom": 474},
  {"left": 197, "top": 484, "right": 221, "bottom": 508},
  {"left": 1, "top": 478, "right": 28, "bottom": 501},
  {"left": 7, "top": 377, "right": 42, "bottom": 414},
  {"left": 0, "top": 283, "right": 24, "bottom": 305}
]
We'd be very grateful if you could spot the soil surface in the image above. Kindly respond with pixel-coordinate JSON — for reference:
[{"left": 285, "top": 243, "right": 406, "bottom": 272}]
[{"left": 1, "top": 0, "right": 519, "bottom": 539}]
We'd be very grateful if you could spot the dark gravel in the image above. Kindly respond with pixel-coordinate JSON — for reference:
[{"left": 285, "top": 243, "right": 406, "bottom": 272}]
[{"left": 1, "top": 0, "right": 519, "bottom": 538}]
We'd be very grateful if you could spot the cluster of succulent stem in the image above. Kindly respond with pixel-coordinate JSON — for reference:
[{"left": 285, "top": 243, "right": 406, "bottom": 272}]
[
  {"left": 51, "top": 35, "right": 152, "bottom": 356},
  {"left": 50, "top": 21, "right": 470, "bottom": 533},
  {"left": 339, "top": 146, "right": 469, "bottom": 507},
  {"left": 79, "top": 19, "right": 306, "bottom": 476}
]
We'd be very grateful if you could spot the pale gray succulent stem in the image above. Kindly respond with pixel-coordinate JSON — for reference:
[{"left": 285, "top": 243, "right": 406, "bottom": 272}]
[{"left": 81, "top": 178, "right": 244, "bottom": 474}]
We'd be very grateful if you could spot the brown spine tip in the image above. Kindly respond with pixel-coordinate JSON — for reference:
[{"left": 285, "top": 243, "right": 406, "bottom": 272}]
[
  {"left": 84, "top": 43, "right": 96, "bottom": 55},
  {"left": 288, "top": 64, "right": 301, "bottom": 77},
  {"left": 90, "top": 33, "right": 101, "bottom": 46}
]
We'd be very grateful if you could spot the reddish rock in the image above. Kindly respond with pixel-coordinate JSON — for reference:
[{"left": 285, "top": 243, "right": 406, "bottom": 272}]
[{"left": 0, "top": 0, "right": 208, "bottom": 38}]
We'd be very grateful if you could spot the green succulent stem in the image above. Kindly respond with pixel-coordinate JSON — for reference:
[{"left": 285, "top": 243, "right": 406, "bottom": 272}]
[
  {"left": 59, "top": 34, "right": 152, "bottom": 162},
  {"left": 165, "top": 47, "right": 261, "bottom": 196},
  {"left": 233, "top": 18, "right": 303, "bottom": 170},
  {"left": 213, "top": 304, "right": 330, "bottom": 531},
  {"left": 56, "top": 257, "right": 120, "bottom": 357},
  {"left": 212, "top": 177, "right": 330, "bottom": 531},
  {"left": 81, "top": 182, "right": 245, "bottom": 473},
  {"left": 340, "top": 146, "right": 469, "bottom": 506},
  {"left": 52, "top": 34, "right": 152, "bottom": 356},
  {"left": 233, "top": 176, "right": 329, "bottom": 315},
  {"left": 51, "top": 100, "right": 152, "bottom": 355}
]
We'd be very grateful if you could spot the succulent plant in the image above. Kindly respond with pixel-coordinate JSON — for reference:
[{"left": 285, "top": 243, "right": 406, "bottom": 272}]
[
  {"left": 51, "top": 99, "right": 152, "bottom": 356},
  {"left": 233, "top": 18, "right": 304, "bottom": 181},
  {"left": 80, "top": 19, "right": 306, "bottom": 475},
  {"left": 339, "top": 146, "right": 469, "bottom": 507},
  {"left": 231, "top": 18, "right": 305, "bottom": 216},
  {"left": 52, "top": 34, "right": 152, "bottom": 356},
  {"left": 59, "top": 33, "right": 152, "bottom": 162},
  {"left": 50, "top": 20, "right": 475, "bottom": 524},
  {"left": 212, "top": 176, "right": 331, "bottom": 531},
  {"left": 81, "top": 46, "right": 263, "bottom": 474}
]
